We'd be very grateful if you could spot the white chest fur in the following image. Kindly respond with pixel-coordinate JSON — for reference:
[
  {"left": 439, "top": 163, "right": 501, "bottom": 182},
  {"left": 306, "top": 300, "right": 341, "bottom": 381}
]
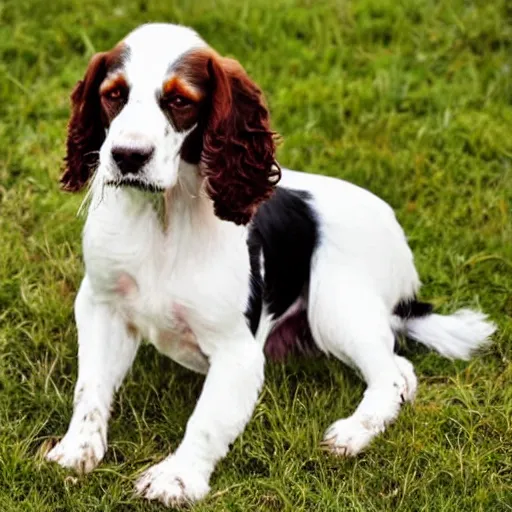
[{"left": 82, "top": 186, "right": 251, "bottom": 373}]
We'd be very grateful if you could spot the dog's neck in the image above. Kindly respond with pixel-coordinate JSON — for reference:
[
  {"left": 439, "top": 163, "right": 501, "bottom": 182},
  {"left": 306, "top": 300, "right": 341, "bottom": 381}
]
[
  {"left": 89, "top": 160, "right": 219, "bottom": 234},
  {"left": 160, "top": 161, "right": 216, "bottom": 233}
]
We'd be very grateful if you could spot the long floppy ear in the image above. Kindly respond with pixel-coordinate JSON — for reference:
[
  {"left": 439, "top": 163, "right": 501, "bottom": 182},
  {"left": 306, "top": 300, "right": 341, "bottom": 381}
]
[
  {"left": 61, "top": 53, "right": 108, "bottom": 192},
  {"left": 201, "top": 55, "right": 281, "bottom": 225}
]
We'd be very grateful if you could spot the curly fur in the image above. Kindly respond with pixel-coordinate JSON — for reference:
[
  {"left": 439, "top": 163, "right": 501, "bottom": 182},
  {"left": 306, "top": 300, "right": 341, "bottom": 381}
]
[
  {"left": 61, "top": 46, "right": 125, "bottom": 192},
  {"left": 201, "top": 56, "right": 281, "bottom": 225},
  {"left": 61, "top": 53, "right": 107, "bottom": 192}
]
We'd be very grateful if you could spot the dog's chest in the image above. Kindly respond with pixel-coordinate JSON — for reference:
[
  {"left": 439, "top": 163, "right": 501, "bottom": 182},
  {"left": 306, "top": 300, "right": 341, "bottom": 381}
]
[
  {"left": 82, "top": 198, "right": 250, "bottom": 373},
  {"left": 83, "top": 207, "right": 213, "bottom": 371},
  {"left": 104, "top": 262, "right": 209, "bottom": 372}
]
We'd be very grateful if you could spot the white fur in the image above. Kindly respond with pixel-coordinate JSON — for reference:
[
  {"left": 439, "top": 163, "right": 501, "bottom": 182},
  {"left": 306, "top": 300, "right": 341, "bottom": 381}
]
[
  {"left": 47, "top": 277, "right": 140, "bottom": 472},
  {"left": 394, "top": 309, "right": 495, "bottom": 360},
  {"left": 47, "top": 23, "right": 496, "bottom": 507}
]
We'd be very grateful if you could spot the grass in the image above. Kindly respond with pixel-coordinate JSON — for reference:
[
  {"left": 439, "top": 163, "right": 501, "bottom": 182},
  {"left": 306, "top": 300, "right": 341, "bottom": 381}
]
[{"left": 1, "top": 0, "right": 511, "bottom": 510}]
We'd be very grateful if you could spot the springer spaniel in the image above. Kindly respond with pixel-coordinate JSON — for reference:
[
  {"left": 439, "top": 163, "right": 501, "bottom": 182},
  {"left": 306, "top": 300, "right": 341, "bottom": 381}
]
[{"left": 46, "top": 23, "right": 496, "bottom": 506}]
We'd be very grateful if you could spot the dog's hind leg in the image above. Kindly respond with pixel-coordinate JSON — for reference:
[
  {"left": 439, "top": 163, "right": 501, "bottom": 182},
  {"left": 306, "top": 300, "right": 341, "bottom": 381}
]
[{"left": 307, "top": 267, "right": 415, "bottom": 456}]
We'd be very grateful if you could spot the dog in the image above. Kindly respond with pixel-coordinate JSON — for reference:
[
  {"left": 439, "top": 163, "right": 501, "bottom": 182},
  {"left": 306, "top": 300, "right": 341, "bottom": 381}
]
[{"left": 46, "top": 23, "right": 496, "bottom": 507}]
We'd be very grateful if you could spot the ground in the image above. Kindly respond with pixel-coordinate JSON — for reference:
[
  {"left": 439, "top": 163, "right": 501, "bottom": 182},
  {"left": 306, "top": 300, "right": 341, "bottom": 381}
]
[{"left": 0, "top": 0, "right": 511, "bottom": 510}]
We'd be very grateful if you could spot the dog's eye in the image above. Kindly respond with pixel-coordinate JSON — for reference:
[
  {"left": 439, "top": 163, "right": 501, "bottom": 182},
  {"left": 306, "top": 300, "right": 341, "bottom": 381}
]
[
  {"left": 167, "top": 95, "right": 192, "bottom": 109},
  {"left": 104, "top": 87, "right": 126, "bottom": 102},
  {"left": 102, "top": 86, "right": 128, "bottom": 103}
]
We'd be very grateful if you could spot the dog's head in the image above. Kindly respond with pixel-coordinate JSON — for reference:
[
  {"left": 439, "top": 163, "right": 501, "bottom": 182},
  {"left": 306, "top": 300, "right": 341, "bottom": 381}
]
[{"left": 62, "top": 23, "right": 280, "bottom": 224}]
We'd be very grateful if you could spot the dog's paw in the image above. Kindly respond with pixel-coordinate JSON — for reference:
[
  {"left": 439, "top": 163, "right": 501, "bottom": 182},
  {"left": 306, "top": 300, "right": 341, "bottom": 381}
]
[
  {"left": 135, "top": 456, "right": 210, "bottom": 507},
  {"left": 395, "top": 356, "right": 418, "bottom": 403},
  {"left": 45, "top": 415, "right": 107, "bottom": 474},
  {"left": 321, "top": 417, "right": 378, "bottom": 457}
]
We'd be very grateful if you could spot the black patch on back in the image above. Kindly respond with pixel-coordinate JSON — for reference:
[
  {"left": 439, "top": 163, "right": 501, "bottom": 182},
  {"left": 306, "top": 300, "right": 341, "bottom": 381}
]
[
  {"left": 245, "top": 187, "right": 319, "bottom": 335},
  {"left": 393, "top": 299, "right": 433, "bottom": 319}
]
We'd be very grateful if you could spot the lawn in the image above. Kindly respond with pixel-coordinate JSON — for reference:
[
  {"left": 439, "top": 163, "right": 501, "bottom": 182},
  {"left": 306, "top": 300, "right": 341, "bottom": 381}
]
[{"left": 0, "top": 0, "right": 511, "bottom": 510}]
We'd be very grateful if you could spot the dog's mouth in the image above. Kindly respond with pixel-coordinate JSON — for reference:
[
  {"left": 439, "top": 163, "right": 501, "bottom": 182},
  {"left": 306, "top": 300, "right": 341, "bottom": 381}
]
[{"left": 105, "top": 179, "right": 165, "bottom": 193}]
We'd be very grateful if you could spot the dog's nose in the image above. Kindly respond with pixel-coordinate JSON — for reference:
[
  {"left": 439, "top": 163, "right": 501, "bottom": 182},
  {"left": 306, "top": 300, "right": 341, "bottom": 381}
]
[{"left": 111, "top": 146, "right": 154, "bottom": 175}]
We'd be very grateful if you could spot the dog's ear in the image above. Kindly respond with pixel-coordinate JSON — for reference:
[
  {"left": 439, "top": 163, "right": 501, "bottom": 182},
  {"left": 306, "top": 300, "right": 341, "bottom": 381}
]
[
  {"left": 201, "top": 55, "right": 280, "bottom": 225},
  {"left": 61, "top": 52, "right": 108, "bottom": 192}
]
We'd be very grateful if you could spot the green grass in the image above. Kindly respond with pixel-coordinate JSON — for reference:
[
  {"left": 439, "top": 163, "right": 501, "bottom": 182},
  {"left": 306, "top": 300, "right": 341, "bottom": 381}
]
[{"left": 1, "top": 0, "right": 511, "bottom": 510}]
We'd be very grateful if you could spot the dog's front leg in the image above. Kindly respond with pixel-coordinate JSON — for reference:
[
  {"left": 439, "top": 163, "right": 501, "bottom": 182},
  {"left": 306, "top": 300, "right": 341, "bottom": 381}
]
[
  {"left": 136, "top": 329, "right": 265, "bottom": 507},
  {"left": 46, "top": 276, "right": 140, "bottom": 473}
]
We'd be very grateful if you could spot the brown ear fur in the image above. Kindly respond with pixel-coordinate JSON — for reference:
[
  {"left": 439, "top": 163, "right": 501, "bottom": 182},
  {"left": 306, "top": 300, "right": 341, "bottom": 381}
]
[
  {"left": 201, "top": 55, "right": 280, "bottom": 225},
  {"left": 61, "top": 52, "right": 108, "bottom": 192}
]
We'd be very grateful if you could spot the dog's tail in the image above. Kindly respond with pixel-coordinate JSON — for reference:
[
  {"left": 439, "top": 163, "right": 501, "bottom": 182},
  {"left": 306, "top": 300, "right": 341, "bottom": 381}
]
[{"left": 392, "top": 300, "right": 496, "bottom": 360}]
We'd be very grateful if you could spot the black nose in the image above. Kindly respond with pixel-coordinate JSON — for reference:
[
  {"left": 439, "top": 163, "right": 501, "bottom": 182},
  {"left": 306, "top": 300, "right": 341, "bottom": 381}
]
[{"left": 111, "top": 146, "right": 154, "bottom": 175}]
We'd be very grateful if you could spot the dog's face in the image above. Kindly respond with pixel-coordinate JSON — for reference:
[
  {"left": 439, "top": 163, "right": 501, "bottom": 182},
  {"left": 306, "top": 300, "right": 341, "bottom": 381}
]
[
  {"left": 62, "top": 23, "right": 280, "bottom": 224},
  {"left": 98, "top": 25, "right": 206, "bottom": 191}
]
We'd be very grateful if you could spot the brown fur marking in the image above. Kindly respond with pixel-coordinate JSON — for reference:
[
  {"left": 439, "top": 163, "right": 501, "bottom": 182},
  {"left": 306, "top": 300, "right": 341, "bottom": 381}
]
[
  {"left": 177, "top": 48, "right": 281, "bottom": 225},
  {"left": 61, "top": 43, "right": 127, "bottom": 192}
]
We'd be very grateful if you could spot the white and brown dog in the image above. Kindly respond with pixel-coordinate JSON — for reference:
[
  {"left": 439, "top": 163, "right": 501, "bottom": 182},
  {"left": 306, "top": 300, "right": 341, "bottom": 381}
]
[{"left": 46, "top": 23, "right": 496, "bottom": 507}]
